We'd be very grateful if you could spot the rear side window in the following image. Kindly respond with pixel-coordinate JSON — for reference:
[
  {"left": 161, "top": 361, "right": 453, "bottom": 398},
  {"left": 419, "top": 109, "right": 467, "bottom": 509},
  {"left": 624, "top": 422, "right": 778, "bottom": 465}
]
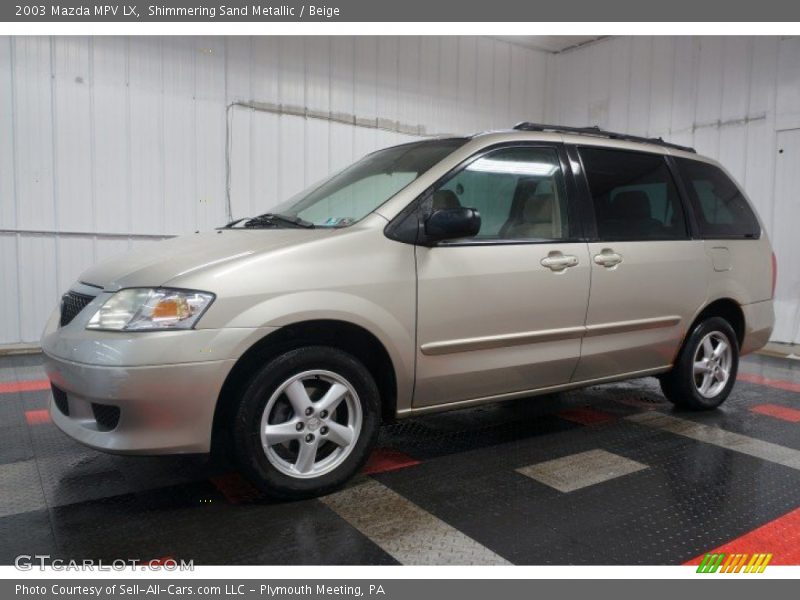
[
  {"left": 675, "top": 158, "right": 760, "bottom": 239},
  {"left": 579, "top": 147, "right": 688, "bottom": 241}
]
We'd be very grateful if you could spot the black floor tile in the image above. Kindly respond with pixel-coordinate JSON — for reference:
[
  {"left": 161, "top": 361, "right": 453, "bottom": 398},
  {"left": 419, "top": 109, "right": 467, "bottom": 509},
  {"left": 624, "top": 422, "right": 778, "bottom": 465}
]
[
  {"left": 376, "top": 419, "right": 800, "bottom": 565},
  {"left": 49, "top": 482, "right": 397, "bottom": 565},
  {"left": 0, "top": 425, "right": 35, "bottom": 465},
  {"left": 667, "top": 381, "right": 800, "bottom": 450},
  {"left": 0, "top": 509, "right": 57, "bottom": 563}
]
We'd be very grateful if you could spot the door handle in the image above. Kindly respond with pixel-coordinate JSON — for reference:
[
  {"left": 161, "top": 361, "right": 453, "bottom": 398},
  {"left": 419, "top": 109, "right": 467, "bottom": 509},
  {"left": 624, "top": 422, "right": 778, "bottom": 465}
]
[
  {"left": 593, "top": 248, "right": 623, "bottom": 268},
  {"left": 540, "top": 252, "right": 579, "bottom": 272}
]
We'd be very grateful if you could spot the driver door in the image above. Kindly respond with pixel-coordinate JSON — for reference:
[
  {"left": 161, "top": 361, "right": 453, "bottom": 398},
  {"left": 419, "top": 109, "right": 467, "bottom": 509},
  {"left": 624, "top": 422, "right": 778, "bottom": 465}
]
[{"left": 412, "top": 144, "right": 591, "bottom": 408}]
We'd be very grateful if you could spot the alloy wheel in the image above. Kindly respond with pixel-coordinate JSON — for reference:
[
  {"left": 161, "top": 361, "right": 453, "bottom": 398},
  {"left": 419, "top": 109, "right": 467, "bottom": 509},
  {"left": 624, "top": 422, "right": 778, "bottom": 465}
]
[
  {"left": 692, "top": 331, "right": 733, "bottom": 398},
  {"left": 259, "top": 370, "right": 362, "bottom": 479}
]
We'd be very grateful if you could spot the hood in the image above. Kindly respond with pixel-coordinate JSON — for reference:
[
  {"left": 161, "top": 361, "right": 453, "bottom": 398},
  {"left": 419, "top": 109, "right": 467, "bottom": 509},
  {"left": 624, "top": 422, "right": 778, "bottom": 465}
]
[{"left": 79, "top": 229, "right": 328, "bottom": 291}]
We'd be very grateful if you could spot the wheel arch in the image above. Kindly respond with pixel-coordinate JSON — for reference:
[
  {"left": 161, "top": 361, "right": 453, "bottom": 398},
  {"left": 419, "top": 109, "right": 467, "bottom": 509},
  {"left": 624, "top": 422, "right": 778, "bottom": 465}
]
[
  {"left": 685, "top": 298, "right": 746, "bottom": 351},
  {"left": 211, "top": 319, "right": 399, "bottom": 456}
]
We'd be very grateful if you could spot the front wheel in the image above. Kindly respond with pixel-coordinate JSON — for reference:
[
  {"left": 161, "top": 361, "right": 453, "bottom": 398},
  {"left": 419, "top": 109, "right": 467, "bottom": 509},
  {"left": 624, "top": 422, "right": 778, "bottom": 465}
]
[
  {"left": 660, "top": 316, "right": 739, "bottom": 410},
  {"left": 233, "top": 346, "right": 380, "bottom": 499}
]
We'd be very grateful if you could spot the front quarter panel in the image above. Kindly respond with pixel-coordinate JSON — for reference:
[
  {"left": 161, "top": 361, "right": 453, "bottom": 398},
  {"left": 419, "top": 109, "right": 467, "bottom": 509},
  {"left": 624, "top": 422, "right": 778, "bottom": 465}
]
[{"left": 167, "top": 220, "right": 418, "bottom": 411}]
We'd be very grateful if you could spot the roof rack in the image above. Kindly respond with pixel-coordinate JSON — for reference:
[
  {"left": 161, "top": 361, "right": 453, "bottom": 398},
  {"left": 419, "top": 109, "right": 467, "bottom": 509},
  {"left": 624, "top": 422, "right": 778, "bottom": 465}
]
[{"left": 512, "top": 122, "right": 696, "bottom": 154}]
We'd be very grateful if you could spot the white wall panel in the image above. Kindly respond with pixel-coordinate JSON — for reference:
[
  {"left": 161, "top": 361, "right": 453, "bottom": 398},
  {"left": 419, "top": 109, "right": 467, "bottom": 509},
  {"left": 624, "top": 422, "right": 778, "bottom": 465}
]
[
  {"left": 0, "top": 235, "right": 20, "bottom": 344},
  {"left": 52, "top": 37, "right": 93, "bottom": 233},
  {"left": 128, "top": 36, "right": 163, "bottom": 235},
  {"left": 456, "top": 37, "right": 479, "bottom": 133},
  {"left": 607, "top": 37, "right": 632, "bottom": 132},
  {"left": 0, "top": 38, "right": 16, "bottom": 229},
  {"left": 13, "top": 37, "right": 55, "bottom": 231},
  {"left": 648, "top": 37, "right": 674, "bottom": 137},
  {"left": 1, "top": 35, "right": 549, "bottom": 345},
  {"left": 491, "top": 41, "right": 511, "bottom": 130},
  {"left": 628, "top": 37, "right": 653, "bottom": 136},
  {"left": 772, "top": 129, "right": 800, "bottom": 344},
  {"left": 546, "top": 35, "right": 800, "bottom": 343},
  {"left": 523, "top": 48, "right": 547, "bottom": 126},
  {"left": 776, "top": 37, "right": 800, "bottom": 131},
  {"left": 91, "top": 37, "right": 129, "bottom": 235},
  {"left": 670, "top": 38, "right": 698, "bottom": 135},
  {"left": 17, "top": 235, "right": 58, "bottom": 343}
]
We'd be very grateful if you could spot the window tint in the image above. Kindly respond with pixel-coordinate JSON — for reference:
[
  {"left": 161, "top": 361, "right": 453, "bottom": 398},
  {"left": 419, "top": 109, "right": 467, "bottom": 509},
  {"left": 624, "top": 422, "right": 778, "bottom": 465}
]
[
  {"left": 433, "top": 146, "right": 570, "bottom": 241},
  {"left": 675, "top": 158, "right": 760, "bottom": 239},
  {"left": 579, "top": 147, "right": 688, "bottom": 241}
]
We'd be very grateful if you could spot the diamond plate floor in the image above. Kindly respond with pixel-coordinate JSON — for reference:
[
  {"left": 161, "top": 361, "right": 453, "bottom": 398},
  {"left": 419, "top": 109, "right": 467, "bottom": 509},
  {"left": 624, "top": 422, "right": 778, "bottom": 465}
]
[{"left": 0, "top": 352, "right": 798, "bottom": 565}]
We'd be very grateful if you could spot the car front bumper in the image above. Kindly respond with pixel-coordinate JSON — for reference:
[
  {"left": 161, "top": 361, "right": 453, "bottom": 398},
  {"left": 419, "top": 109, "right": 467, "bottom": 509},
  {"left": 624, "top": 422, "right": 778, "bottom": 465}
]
[
  {"left": 45, "top": 355, "right": 235, "bottom": 454},
  {"left": 41, "top": 307, "right": 276, "bottom": 454}
]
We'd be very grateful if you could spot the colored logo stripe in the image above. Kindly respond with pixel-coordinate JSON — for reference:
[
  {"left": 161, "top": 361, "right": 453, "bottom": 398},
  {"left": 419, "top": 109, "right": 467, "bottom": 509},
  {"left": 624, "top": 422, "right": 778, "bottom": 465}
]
[
  {"left": 696, "top": 553, "right": 772, "bottom": 573},
  {"left": 696, "top": 553, "right": 724, "bottom": 573}
]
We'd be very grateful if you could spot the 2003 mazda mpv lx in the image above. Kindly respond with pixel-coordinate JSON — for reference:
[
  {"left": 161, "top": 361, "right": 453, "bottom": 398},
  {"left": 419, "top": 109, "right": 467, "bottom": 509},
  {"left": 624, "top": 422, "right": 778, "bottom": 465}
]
[{"left": 43, "top": 123, "right": 775, "bottom": 498}]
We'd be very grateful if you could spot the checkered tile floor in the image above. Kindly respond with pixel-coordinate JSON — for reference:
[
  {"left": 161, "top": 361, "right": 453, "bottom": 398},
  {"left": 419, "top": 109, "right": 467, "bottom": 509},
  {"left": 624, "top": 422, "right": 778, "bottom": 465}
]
[{"left": 1, "top": 351, "right": 800, "bottom": 565}]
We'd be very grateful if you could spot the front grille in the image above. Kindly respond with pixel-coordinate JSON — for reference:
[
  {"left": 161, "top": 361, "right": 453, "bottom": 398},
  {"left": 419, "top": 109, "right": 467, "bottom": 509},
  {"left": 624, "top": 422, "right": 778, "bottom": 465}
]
[
  {"left": 91, "top": 403, "right": 121, "bottom": 431},
  {"left": 51, "top": 384, "right": 69, "bottom": 416},
  {"left": 60, "top": 291, "right": 95, "bottom": 326}
]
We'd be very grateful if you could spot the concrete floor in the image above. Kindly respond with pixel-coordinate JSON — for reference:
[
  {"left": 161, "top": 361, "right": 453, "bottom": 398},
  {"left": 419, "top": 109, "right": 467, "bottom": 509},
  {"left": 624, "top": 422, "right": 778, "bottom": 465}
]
[{"left": 1, "top": 351, "right": 799, "bottom": 565}]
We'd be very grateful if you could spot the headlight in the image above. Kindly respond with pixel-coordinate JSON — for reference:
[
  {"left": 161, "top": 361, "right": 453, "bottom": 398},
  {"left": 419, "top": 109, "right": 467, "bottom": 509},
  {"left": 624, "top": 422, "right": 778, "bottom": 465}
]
[{"left": 86, "top": 288, "right": 215, "bottom": 331}]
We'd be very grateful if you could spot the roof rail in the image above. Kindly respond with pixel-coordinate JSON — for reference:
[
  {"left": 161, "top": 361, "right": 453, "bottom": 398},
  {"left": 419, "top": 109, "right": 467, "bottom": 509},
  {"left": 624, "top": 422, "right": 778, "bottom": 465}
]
[{"left": 512, "top": 122, "right": 696, "bottom": 154}]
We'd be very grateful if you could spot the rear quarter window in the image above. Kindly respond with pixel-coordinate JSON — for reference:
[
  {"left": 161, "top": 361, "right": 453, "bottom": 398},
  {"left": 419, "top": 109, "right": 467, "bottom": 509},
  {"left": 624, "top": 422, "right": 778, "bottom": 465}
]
[{"left": 675, "top": 158, "right": 760, "bottom": 239}]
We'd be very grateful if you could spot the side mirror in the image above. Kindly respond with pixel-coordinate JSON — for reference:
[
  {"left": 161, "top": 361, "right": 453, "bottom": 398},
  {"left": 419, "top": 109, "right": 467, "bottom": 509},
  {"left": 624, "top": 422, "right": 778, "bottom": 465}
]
[{"left": 423, "top": 208, "right": 481, "bottom": 245}]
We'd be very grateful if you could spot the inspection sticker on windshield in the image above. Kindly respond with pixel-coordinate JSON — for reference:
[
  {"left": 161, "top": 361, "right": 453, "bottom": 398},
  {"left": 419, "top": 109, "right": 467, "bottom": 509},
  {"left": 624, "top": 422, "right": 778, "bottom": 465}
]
[{"left": 324, "top": 217, "right": 354, "bottom": 226}]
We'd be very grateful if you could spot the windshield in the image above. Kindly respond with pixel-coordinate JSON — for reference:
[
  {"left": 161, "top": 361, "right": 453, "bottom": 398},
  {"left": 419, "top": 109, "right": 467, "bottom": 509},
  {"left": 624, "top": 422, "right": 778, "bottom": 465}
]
[{"left": 267, "top": 138, "right": 467, "bottom": 227}]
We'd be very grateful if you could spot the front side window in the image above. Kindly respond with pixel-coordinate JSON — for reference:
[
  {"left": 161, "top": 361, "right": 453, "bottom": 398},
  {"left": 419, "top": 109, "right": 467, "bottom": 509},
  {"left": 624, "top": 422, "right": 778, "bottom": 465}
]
[
  {"left": 579, "top": 147, "right": 689, "bottom": 241},
  {"left": 675, "top": 158, "right": 760, "bottom": 239},
  {"left": 431, "top": 146, "right": 570, "bottom": 241},
  {"left": 267, "top": 138, "right": 467, "bottom": 227}
]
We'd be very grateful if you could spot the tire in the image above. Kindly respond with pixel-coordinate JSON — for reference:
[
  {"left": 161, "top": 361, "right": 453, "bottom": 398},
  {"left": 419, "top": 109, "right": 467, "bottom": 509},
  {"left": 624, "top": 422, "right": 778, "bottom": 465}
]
[
  {"left": 233, "top": 346, "right": 381, "bottom": 500},
  {"left": 660, "top": 316, "right": 739, "bottom": 410}
]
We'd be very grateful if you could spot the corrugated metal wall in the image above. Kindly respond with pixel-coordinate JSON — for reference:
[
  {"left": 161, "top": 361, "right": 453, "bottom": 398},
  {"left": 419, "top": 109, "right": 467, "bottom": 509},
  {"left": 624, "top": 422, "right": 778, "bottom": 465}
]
[
  {"left": 0, "top": 35, "right": 549, "bottom": 346},
  {"left": 3, "top": 35, "right": 798, "bottom": 347},
  {"left": 545, "top": 36, "right": 800, "bottom": 344}
]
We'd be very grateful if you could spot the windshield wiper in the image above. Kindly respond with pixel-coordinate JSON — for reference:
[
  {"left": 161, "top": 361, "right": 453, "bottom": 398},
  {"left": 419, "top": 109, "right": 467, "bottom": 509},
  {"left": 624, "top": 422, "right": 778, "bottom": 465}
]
[{"left": 227, "top": 213, "right": 315, "bottom": 229}]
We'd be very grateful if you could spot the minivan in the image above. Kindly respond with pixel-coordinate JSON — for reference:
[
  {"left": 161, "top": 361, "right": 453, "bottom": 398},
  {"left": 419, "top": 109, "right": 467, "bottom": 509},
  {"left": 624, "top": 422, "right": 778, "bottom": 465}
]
[{"left": 42, "top": 123, "right": 775, "bottom": 498}]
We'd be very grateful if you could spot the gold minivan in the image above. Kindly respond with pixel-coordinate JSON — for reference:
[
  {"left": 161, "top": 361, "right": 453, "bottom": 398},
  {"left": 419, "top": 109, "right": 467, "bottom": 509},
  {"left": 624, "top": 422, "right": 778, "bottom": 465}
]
[{"left": 42, "top": 124, "right": 775, "bottom": 498}]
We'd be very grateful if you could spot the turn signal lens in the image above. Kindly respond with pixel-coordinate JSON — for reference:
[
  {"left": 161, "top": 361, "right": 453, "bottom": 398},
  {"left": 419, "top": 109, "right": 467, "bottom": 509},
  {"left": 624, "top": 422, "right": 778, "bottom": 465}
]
[
  {"left": 151, "top": 297, "right": 191, "bottom": 321},
  {"left": 87, "top": 288, "right": 214, "bottom": 331}
]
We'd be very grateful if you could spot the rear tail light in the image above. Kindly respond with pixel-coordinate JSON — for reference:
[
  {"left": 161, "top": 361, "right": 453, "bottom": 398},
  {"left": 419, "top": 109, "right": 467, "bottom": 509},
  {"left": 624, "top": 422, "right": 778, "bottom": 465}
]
[{"left": 771, "top": 251, "right": 778, "bottom": 299}]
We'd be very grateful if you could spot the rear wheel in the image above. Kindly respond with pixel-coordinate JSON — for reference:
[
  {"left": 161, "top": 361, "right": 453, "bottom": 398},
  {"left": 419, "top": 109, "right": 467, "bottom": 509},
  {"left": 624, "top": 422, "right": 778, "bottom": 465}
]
[
  {"left": 660, "top": 316, "right": 739, "bottom": 410},
  {"left": 233, "top": 346, "right": 380, "bottom": 499}
]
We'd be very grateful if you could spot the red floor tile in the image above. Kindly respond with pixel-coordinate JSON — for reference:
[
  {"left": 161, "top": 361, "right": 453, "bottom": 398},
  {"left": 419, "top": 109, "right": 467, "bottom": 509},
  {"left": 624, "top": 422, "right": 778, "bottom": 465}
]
[
  {"left": 738, "top": 372, "right": 800, "bottom": 394},
  {"left": 750, "top": 403, "right": 800, "bottom": 423},
  {"left": 25, "top": 409, "right": 51, "bottom": 425},
  {"left": 684, "top": 506, "right": 800, "bottom": 566},
  {"left": 557, "top": 406, "right": 617, "bottom": 426},
  {"left": 362, "top": 448, "right": 420, "bottom": 475},
  {"left": 210, "top": 472, "right": 264, "bottom": 504},
  {"left": 0, "top": 379, "right": 51, "bottom": 394}
]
